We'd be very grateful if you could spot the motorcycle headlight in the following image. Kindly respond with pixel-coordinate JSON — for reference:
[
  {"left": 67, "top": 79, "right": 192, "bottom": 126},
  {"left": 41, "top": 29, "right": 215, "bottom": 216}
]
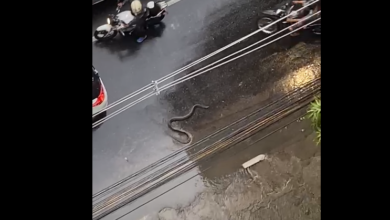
[{"left": 107, "top": 18, "right": 110, "bottom": 25}]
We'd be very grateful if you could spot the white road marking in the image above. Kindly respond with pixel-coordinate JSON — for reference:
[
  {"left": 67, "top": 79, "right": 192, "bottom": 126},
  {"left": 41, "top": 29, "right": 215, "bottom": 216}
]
[{"left": 92, "top": 0, "right": 184, "bottom": 42}]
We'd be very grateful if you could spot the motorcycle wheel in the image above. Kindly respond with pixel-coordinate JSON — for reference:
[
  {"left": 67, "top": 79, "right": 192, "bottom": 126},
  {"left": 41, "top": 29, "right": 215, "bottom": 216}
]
[
  {"left": 94, "top": 29, "right": 118, "bottom": 41},
  {"left": 257, "top": 17, "right": 278, "bottom": 34}
]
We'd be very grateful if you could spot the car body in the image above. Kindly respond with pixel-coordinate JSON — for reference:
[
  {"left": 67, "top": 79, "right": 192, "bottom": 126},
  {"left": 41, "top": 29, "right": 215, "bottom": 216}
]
[{"left": 93, "top": 66, "right": 108, "bottom": 119}]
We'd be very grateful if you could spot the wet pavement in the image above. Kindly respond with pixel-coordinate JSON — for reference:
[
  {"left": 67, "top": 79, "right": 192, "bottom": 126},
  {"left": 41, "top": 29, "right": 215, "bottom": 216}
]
[
  {"left": 159, "top": 142, "right": 320, "bottom": 219},
  {"left": 93, "top": 0, "right": 291, "bottom": 193},
  {"left": 102, "top": 107, "right": 321, "bottom": 220},
  {"left": 157, "top": 113, "right": 321, "bottom": 220},
  {"left": 92, "top": 0, "right": 320, "bottom": 217},
  {"left": 93, "top": 39, "right": 321, "bottom": 220}
]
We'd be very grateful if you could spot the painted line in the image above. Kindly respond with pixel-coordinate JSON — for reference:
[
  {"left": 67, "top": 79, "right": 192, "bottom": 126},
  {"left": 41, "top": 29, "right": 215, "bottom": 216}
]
[{"left": 92, "top": 0, "right": 183, "bottom": 42}]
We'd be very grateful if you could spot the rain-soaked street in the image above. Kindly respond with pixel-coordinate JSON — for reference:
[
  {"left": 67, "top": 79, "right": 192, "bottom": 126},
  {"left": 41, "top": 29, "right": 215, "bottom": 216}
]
[
  {"left": 95, "top": 106, "right": 321, "bottom": 220},
  {"left": 93, "top": 0, "right": 321, "bottom": 219}
]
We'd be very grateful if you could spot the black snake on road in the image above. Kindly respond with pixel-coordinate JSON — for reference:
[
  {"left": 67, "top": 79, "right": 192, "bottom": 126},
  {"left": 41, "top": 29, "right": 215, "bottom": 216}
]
[{"left": 168, "top": 104, "right": 209, "bottom": 145}]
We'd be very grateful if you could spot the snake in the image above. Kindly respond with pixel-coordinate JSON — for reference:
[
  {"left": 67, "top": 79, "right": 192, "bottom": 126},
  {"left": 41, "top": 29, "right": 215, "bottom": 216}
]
[{"left": 168, "top": 104, "right": 209, "bottom": 145}]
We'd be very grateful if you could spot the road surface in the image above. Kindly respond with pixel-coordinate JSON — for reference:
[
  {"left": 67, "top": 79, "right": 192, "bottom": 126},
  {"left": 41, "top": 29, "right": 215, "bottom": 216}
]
[
  {"left": 92, "top": 0, "right": 292, "bottom": 194},
  {"left": 92, "top": 0, "right": 321, "bottom": 219},
  {"left": 92, "top": 0, "right": 320, "bottom": 209}
]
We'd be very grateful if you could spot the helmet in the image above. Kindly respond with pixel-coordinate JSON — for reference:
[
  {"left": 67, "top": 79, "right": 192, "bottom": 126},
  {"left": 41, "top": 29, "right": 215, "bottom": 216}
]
[
  {"left": 131, "top": 0, "right": 143, "bottom": 16},
  {"left": 146, "top": 1, "right": 155, "bottom": 9}
]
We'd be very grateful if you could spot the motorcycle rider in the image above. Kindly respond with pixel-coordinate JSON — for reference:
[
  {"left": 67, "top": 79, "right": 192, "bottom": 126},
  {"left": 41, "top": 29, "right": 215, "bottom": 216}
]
[
  {"left": 117, "top": 0, "right": 149, "bottom": 43},
  {"left": 286, "top": 0, "right": 320, "bottom": 36}
]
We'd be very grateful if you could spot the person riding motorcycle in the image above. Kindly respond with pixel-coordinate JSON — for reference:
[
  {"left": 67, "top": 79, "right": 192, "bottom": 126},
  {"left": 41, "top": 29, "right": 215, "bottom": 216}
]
[
  {"left": 117, "top": 0, "right": 149, "bottom": 43},
  {"left": 286, "top": 0, "right": 320, "bottom": 36}
]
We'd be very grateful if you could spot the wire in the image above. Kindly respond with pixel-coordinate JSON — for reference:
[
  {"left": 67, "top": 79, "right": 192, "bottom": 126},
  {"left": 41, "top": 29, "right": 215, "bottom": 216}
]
[
  {"left": 160, "top": 14, "right": 321, "bottom": 91},
  {"left": 93, "top": 78, "right": 320, "bottom": 199},
  {"left": 92, "top": 83, "right": 320, "bottom": 214},
  {"left": 156, "top": 0, "right": 319, "bottom": 85},
  {"left": 159, "top": 10, "right": 321, "bottom": 90},
  {"left": 95, "top": 98, "right": 314, "bottom": 220},
  {"left": 92, "top": 82, "right": 320, "bottom": 219},
  {"left": 92, "top": 0, "right": 319, "bottom": 117},
  {"left": 93, "top": 83, "right": 153, "bottom": 118},
  {"left": 92, "top": 79, "right": 319, "bottom": 196},
  {"left": 93, "top": 88, "right": 320, "bottom": 218},
  {"left": 114, "top": 112, "right": 310, "bottom": 220},
  {"left": 93, "top": 8, "right": 321, "bottom": 201},
  {"left": 92, "top": 14, "right": 321, "bottom": 128},
  {"left": 93, "top": 91, "right": 155, "bottom": 128},
  {"left": 117, "top": 169, "right": 206, "bottom": 220},
  {"left": 92, "top": 9, "right": 321, "bottom": 220}
]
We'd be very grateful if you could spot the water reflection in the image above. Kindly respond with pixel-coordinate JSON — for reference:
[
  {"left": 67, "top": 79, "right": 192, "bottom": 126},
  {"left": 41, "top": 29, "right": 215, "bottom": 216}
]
[
  {"left": 154, "top": 4, "right": 321, "bottom": 217},
  {"left": 158, "top": 117, "right": 321, "bottom": 220},
  {"left": 157, "top": 0, "right": 319, "bottom": 139}
]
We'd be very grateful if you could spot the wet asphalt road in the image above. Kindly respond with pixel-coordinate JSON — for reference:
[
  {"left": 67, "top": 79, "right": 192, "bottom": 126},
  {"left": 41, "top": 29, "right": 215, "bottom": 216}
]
[
  {"left": 92, "top": 0, "right": 321, "bottom": 219},
  {"left": 98, "top": 107, "right": 318, "bottom": 220},
  {"left": 90, "top": 0, "right": 319, "bottom": 200},
  {"left": 92, "top": 0, "right": 287, "bottom": 194}
]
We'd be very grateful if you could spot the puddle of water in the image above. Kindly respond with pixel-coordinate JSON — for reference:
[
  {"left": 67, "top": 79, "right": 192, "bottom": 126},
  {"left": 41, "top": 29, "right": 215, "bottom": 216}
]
[
  {"left": 98, "top": 39, "right": 321, "bottom": 220},
  {"left": 157, "top": 111, "right": 320, "bottom": 220},
  {"left": 102, "top": 168, "right": 206, "bottom": 220},
  {"left": 107, "top": 104, "right": 320, "bottom": 220}
]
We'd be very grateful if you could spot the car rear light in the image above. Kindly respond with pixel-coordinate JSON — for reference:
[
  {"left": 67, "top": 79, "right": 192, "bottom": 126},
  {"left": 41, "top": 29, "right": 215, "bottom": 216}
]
[{"left": 93, "top": 86, "right": 105, "bottom": 107}]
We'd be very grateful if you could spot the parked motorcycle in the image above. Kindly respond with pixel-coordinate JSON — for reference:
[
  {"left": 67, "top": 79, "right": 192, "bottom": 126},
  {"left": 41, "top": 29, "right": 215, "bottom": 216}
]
[
  {"left": 257, "top": 2, "right": 321, "bottom": 35},
  {"left": 94, "top": 1, "right": 168, "bottom": 41}
]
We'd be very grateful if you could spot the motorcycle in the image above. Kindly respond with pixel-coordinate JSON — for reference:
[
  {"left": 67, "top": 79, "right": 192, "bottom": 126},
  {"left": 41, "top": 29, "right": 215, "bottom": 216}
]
[
  {"left": 94, "top": 1, "right": 168, "bottom": 41},
  {"left": 257, "top": 2, "right": 321, "bottom": 36}
]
